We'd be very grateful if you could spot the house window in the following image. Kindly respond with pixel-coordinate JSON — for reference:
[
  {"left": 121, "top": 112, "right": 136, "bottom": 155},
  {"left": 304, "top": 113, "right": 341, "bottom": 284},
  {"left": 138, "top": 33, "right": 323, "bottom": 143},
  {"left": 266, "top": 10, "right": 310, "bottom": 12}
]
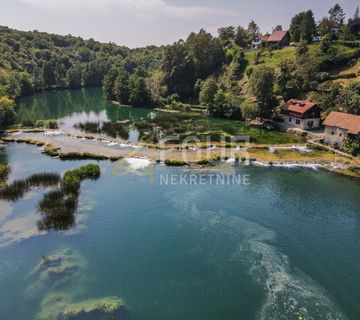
[
  {"left": 308, "top": 121, "right": 314, "bottom": 127},
  {"left": 339, "top": 133, "right": 343, "bottom": 137},
  {"left": 288, "top": 117, "right": 292, "bottom": 122},
  {"left": 296, "top": 119, "right": 301, "bottom": 125},
  {"left": 331, "top": 131, "right": 335, "bottom": 135}
]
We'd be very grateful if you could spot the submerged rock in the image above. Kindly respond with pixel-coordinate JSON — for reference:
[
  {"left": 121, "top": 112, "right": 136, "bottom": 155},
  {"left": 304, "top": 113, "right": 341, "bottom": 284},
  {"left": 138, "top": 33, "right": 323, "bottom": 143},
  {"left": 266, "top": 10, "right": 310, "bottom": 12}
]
[
  {"left": 26, "top": 248, "right": 128, "bottom": 320},
  {"left": 25, "top": 248, "right": 86, "bottom": 298}
]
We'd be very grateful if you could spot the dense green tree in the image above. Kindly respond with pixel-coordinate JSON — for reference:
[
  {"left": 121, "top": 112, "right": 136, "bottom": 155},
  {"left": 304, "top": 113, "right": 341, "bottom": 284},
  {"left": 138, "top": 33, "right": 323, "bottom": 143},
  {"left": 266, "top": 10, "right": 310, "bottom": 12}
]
[
  {"left": 343, "top": 135, "right": 360, "bottom": 156},
  {"left": 277, "top": 60, "right": 301, "bottom": 101},
  {"left": 249, "top": 65, "right": 276, "bottom": 117},
  {"left": 0, "top": 96, "right": 16, "bottom": 130},
  {"left": 0, "top": 25, "right": 161, "bottom": 99},
  {"left": 147, "top": 70, "right": 166, "bottom": 104},
  {"left": 348, "top": 7, "right": 360, "bottom": 36},
  {"left": 42, "top": 61, "right": 56, "bottom": 88},
  {"left": 329, "top": 3, "right": 346, "bottom": 26},
  {"left": 113, "top": 68, "right": 130, "bottom": 105},
  {"left": 103, "top": 67, "right": 119, "bottom": 100},
  {"left": 338, "top": 82, "right": 360, "bottom": 115},
  {"left": 161, "top": 41, "right": 196, "bottom": 100},
  {"left": 301, "top": 10, "right": 316, "bottom": 43},
  {"left": 235, "top": 26, "right": 250, "bottom": 48},
  {"left": 0, "top": 69, "right": 20, "bottom": 99},
  {"left": 128, "top": 75, "right": 151, "bottom": 107},
  {"left": 247, "top": 21, "right": 260, "bottom": 39},
  {"left": 307, "top": 81, "right": 341, "bottom": 112},
  {"left": 199, "top": 78, "right": 218, "bottom": 105},
  {"left": 217, "top": 26, "right": 236, "bottom": 44},
  {"left": 17, "top": 72, "right": 34, "bottom": 96},
  {"left": 290, "top": 10, "right": 316, "bottom": 43},
  {"left": 208, "top": 89, "right": 241, "bottom": 119},
  {"left": 240, "top": 99, "right": 261, "bottom": 120},
  {"left": 82, "top": 60, "right": 109, "bottom": 87},
  {"left": 66, "top": 67, "right": 82, "bottom": 89},
  {"left": 185, "top": 29, "right": 225, "bottom": 79},
  {"left": 78, "top": 47, "right": 93, "bottom": 62},
  {"left": 274, "top": 25, "right": 283, "bottom": 31}
]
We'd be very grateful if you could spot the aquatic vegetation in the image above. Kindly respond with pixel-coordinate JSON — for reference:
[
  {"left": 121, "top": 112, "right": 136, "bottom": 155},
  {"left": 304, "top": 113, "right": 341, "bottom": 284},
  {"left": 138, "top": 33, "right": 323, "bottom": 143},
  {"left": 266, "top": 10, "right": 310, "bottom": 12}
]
[
  {"left": 36, "top": 119, "right": 59, "bottom": 129},
  {"left": 59, "top": 152, "right": 120, "bottom": 161},
  {"left": 0, "top": 172, "right": 61, "bottom": 201},
  {"left": 164, "top": 159, "right": 188, "bottom": 167},
  {"left": 38, "top": 164, "right": 101, "bottom": 231},
  {"left": 74, "top": 121, "right": 129, "bottom": 140},
  {"left": 0, "top": 164, "right": 9, "bottom": 186},
  {"left": 26, "top": 248, "right": 86, "bottom": 297},
  {"left": 0, "top": 163, "right": 101, "bottom": 231},
  {"left": 43, "top": 144, "right": 121, "bottom": 161},
  {"left": 43, "top": 144, "right": 61, "bottom": 156},
  {"left": 25, "top": 248, "right": 126, "bottom": 320},
  {"left": 2, "top": 137, "right": 45, "bottom": 146},
  {"left": 37, "top": 191, "right": 77, "bottom": 231},
  {"left": 37, "top": 292, "right": 125, "bottom": 320},
  {"left": 62, "top": 297, "right": 124, "bottom": 320},
  {"left": 21, "top": 119, "right": 59, "bottom": 129}
]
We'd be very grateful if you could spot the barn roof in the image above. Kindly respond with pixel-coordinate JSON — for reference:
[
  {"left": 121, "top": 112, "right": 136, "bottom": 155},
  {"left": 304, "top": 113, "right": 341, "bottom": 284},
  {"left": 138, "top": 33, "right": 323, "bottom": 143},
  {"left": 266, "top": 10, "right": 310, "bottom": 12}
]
[
  {"left": 323, "top": 111, "right": 360, "bottom": 135},
  {"left": 268, "top": 30, "right": 289, "bottom": 42}
]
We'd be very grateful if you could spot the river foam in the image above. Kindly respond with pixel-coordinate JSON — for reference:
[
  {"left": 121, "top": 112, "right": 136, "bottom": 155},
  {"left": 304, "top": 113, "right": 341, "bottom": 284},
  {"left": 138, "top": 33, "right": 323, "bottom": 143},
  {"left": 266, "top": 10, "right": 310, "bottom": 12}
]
[{"left": 166, "top": 189, "right": 347, "bottom": 320}]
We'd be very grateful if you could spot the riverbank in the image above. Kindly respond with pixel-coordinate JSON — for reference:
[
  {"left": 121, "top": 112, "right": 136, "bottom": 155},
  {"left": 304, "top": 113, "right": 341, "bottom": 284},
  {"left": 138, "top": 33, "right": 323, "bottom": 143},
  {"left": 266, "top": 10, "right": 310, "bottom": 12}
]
[{"left": 2, "top": 129, "right": 359, "bottom": 178}]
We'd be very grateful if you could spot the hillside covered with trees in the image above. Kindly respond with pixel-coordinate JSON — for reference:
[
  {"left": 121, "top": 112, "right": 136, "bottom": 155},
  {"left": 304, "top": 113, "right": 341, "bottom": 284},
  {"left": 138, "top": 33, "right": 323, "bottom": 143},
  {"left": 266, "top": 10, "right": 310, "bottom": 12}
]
[
  {"left": 1, "top": 3, "right": 360, "bottom": 131},
  {"left": 103, "top": 3, "right": 360, "bottom": 121}
]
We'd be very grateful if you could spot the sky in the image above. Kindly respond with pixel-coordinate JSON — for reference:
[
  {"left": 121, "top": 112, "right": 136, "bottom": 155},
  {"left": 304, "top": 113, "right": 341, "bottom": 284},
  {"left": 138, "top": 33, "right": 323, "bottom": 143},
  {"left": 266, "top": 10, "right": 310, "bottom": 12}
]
[{"left": 0, "top": 0, "right": 359, "bottom": 48}]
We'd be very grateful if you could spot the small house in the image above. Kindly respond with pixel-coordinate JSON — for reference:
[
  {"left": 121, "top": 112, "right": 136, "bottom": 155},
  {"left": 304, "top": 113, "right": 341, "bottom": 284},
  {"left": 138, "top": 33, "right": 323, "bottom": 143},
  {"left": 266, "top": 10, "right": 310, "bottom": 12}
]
[
  {"left": 250, "top": 34, "right": 270, "bottom": 50},
  {"left": 267, "top": 30, "right": 290, "bottom": 49},
  {"left": 281, "top": 100, "right": 322, "bottom": 130},
  {"left": 323, "top": 111, "right": 360, "bottom": 148}
]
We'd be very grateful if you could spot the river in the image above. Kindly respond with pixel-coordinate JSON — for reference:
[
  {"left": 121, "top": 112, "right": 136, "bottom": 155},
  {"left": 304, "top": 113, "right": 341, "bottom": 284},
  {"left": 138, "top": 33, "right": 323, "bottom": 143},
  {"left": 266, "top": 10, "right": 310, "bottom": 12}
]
[{"left": 0, "top": 89, "right": 359, "bottom": 320}]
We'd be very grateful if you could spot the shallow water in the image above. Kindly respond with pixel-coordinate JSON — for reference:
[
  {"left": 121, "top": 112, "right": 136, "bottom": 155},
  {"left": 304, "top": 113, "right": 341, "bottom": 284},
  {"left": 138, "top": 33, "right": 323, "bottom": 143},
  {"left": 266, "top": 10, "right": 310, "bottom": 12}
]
[
  {"left": 16, "top": 88, "right": 304, "bottom": 145},
  {"left": 16, "top": 88, "right": 157, "bottom": 143},
  {"left": 0, "top": 143, "right": 359, "bottom": 319}
]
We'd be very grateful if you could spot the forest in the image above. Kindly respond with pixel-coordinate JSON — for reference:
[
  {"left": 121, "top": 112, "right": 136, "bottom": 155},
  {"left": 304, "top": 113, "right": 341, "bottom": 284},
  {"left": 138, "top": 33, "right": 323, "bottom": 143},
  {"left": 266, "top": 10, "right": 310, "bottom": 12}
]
[{"left": 1, "top": 3, "right": 360, "bottom": 131}]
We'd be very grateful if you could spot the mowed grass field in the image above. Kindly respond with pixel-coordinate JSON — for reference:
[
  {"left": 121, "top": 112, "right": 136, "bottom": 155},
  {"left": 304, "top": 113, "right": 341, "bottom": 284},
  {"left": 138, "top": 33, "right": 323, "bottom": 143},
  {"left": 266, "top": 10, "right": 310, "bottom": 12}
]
[{"left": 244, "top": 43, "right": 357, "bottom": 70}]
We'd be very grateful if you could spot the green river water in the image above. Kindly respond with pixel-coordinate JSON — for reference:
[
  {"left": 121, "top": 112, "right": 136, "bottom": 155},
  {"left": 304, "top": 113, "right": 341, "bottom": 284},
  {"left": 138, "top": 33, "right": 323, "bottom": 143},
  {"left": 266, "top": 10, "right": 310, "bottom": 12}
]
[{"left": 0, "top": 88, "right": 359, "bottom": 320}]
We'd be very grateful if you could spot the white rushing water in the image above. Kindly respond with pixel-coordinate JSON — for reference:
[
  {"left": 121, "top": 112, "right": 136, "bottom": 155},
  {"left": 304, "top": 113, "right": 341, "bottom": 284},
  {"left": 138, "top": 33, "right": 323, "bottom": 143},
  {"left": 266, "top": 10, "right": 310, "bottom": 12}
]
[{"left": 125, "top": 158, "right": 152, "bottom": 170}]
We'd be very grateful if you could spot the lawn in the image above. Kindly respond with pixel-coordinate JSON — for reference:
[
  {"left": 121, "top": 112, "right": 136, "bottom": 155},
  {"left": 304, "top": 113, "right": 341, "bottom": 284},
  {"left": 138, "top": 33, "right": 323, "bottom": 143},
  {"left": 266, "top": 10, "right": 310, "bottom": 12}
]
[
  {"left": 244, "top": 43, "right": 356, "bottom": 71},
  {"left": 198, "top": 117, "right": 305, "bottom": 145},
  {"left": 133, "top": 112, "right": 305, "bottom": 145}
]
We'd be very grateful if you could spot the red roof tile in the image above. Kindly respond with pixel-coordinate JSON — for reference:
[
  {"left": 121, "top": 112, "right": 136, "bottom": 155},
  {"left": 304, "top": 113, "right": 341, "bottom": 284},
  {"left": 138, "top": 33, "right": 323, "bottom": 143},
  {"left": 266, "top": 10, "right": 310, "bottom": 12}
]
[
  {"left": 281, "top": 99, "right": 318, "bottom": 115},
  {"left": 323, "top": 111, "right": 360, "bottom": 135},
  {"left": 268, "top": 30, "right": 289, "bottom": 42}
]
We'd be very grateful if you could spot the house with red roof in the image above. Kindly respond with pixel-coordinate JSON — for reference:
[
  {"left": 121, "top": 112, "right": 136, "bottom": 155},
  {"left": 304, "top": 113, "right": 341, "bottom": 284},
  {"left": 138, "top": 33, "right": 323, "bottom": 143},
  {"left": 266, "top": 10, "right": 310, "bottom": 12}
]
[
  {"left": 323, "top": 111, "right": 360, "bottom": 147},
  {"left": 250, "top": 30, "right": 290, "bottom": 50},
  {"left": 250, "top": 34, "right": 270, "bottom": 50},
  {"left": 281, "top": 99, "right": 322, "bottom": 130},
  {"left": 267, "top": 30, "right": 290, "bottom": 49}
]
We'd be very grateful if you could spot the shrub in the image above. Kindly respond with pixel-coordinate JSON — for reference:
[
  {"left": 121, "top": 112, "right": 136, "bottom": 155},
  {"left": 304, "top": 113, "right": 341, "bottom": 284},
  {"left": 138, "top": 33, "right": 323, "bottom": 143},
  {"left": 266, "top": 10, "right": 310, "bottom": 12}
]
[{"left": 164, "top": 159, "right": 188, "bottom": 166}]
